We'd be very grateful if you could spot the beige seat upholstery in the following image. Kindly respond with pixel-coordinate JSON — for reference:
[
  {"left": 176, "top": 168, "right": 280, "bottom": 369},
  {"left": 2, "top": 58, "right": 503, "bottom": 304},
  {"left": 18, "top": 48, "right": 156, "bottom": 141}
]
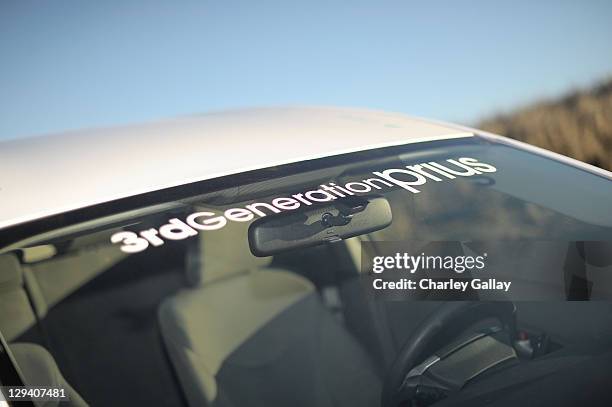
[
  {"left": 0, "top": 254, "right": 40, "bottom": 341},
  {"left": 159, "top": 221, "right": 315, "bottom": 405},
  {"left": 0, "top": 235, "right": 126, "bottom": 343},
  {"left": 10, "top": 343, "right": 88, "bottom": 407},
  {"left": 22, "top": 233, "right": 126, "bottom": 311},
  {"left": 0, "top": 254, "right": 87, "bottom": 406},
  {"left": 159, "top": 220, "right": 381, "bottom": 407}
]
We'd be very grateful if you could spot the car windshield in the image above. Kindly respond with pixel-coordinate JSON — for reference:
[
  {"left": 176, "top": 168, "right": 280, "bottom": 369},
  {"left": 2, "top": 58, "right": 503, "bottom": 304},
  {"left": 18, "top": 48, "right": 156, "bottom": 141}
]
[{"left": 1, "top": 136, "right": 611, "bottom": 406}]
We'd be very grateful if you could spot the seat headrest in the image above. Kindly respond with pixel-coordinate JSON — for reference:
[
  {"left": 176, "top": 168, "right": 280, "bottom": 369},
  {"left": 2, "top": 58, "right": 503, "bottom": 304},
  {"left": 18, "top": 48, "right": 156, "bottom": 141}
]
[
  {"left": 0, "top": 253, "right": 23, "bottom": 291},
  {"left": 0, "top": 254, "right": 36, "bottom": 341},
  {"left": 186, "top": 220, "right": 272, "bottom": 287}
]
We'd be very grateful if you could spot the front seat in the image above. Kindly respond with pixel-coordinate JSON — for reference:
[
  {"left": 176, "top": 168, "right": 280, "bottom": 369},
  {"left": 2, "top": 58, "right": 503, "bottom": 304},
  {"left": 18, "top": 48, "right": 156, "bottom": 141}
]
[
  {"left": 158, "top": 221, "right": 381, "bottom": 407},
  {"left": 0, "top": 253, "right": 87, "bottom": 407},
  {"left": 9, "top": 343, "right": 88, "bottom": 407},
  {"left": 0, "top": 253, "right": 42, "bottom": 342}
]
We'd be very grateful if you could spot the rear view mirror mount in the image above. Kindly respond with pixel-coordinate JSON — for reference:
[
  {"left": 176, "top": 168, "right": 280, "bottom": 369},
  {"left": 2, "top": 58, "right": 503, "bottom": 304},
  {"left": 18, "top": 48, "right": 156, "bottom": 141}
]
[{"left": 248, "top": 195, "right": 392, "bottom": 257}]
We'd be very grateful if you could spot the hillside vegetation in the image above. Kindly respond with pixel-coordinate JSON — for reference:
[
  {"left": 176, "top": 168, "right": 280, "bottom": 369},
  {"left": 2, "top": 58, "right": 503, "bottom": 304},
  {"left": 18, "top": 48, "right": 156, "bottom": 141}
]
[{"left": 478, "top": 78, "right": 612, "bottom": 171}]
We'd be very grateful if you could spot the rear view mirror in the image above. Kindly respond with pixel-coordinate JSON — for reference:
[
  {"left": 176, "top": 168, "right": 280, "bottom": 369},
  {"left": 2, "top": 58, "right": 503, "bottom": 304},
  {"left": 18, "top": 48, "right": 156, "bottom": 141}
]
[{"left": 248, "top": 195, "right": 392, "bottom": 257}]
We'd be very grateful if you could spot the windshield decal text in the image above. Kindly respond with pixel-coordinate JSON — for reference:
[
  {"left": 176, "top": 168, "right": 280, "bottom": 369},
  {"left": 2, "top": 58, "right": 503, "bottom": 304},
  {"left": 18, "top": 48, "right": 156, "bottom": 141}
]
[{"left": 111, "top": 157, "right": 497, "bottom": 253}]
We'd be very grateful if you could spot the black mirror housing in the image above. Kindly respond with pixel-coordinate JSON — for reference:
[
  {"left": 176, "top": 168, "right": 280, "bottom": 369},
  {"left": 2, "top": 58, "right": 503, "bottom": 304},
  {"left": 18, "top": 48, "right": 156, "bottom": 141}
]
[{"left": 248, "top": 195, "right": 392, "bottom": 257}]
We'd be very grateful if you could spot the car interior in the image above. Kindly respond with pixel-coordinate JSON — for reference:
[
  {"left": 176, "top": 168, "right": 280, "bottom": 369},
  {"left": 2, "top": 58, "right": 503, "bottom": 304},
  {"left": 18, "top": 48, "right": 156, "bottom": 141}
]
[{"left": 1, "top": 193, "right": 612, "bottom": 407}]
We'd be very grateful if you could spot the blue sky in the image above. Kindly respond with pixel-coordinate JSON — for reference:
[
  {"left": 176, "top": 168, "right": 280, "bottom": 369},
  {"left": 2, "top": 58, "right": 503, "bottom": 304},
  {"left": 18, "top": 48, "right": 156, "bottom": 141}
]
[{"left": 1, "top": 1, "right": 611, "bottom": 141}]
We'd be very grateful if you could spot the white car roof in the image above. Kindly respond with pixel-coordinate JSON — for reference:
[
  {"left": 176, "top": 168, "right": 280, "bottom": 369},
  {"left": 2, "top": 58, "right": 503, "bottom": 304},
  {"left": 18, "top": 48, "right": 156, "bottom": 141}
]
[{"left": 0, "top": 107, "right": 473, "bottom": 230}]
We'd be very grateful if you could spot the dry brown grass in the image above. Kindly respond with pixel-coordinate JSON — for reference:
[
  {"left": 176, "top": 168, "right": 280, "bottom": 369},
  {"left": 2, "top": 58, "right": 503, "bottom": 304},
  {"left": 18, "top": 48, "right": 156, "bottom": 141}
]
[{"left": 478, "top": 78, "right": 612, "bottom": 171}]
